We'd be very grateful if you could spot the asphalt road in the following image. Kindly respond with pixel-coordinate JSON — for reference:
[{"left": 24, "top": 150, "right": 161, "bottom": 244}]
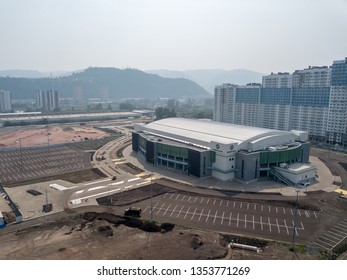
[{"left": 311, "top": 147, "right": 347, "bottom": 190}]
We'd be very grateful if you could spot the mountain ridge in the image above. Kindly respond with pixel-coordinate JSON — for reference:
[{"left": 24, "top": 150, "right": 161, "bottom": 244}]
[
  {"left": 0, "top": 67, "right": 210, "bottom": 100},
  {"left": 146, "top": 69, "right": 265, "bottom": 93}
]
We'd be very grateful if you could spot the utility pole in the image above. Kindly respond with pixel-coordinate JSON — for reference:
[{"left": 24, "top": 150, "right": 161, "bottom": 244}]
[
  {"left": 16, "top": 138, "right": 23, "bottom": 170},
  {"left": 291, "top": 188, "right": 300, "bottom": 251},
  {"left": 150, "top": 173, "right": 153, "bottom": 223}
]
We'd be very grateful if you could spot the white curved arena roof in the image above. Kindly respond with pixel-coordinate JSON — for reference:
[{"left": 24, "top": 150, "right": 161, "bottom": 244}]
[{"left": 142, "top": 118, "right": 297, "bottom": 147}]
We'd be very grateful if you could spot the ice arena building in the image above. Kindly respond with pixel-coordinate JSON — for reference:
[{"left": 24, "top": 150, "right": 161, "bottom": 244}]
[{"left": 132, "top": 118, "right": 315, "bottom": 185}]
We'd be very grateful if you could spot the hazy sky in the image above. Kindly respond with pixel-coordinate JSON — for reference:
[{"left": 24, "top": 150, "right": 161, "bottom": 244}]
[{"left": 1, "top": 0, "right": 347, "bottom": 74}]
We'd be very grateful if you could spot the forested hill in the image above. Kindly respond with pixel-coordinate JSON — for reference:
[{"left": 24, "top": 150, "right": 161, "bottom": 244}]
[{"left": 0, "top": 67, "right": 210, "bottom": 100}]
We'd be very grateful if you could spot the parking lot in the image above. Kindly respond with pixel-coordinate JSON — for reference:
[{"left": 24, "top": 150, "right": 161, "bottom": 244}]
[
  {"left": 133, "top": 192, "right": 320, "bottom": 243},
  {"left": 0, "top": 146, "right": 92, "bottom": 184},
  {"left": 313, "top": 218, "right": 347, "bottom": 251}
]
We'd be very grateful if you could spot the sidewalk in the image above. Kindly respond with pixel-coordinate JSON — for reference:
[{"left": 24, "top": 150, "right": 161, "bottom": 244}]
[{"left": 123, "top": 145, "right": 341, "bottom": 197}]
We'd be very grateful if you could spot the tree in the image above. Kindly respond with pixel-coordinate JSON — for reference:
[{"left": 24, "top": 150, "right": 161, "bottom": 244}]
[
  {"left": 155, "top": 107, "right": 176, "bottom": 120},
  {"left": 119, "top": 102, "right": 135, "bottom": 111}
]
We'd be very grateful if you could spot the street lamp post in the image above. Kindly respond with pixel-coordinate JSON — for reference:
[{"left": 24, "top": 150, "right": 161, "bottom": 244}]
[
  {"left": 150, "top": 173, "right": 153, "bottom": 222},
  {"left": 16, "top": 138, "right": 23, "bottom": 170},
  {"left": 291, "top": 188, "right": 300, "bottom": 251}
]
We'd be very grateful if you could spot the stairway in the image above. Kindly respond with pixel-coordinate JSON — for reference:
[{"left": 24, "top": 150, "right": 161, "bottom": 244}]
[{"left": 269, "top": 168, "right": 294, "bottom": 186}]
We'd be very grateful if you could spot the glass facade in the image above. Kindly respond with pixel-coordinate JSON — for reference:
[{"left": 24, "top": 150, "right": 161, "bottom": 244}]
[
  {"left": 259, "top": 146, "right": 301, "bottom": 165},
  {"left": 236, "top": 88, "right": 260, "bottom": 104},
  {"left": 260, "top": 88, "right": 291, "bottom": 105},
  {"left": 291, "top": 87, "right": 330, "bottom": 107}
]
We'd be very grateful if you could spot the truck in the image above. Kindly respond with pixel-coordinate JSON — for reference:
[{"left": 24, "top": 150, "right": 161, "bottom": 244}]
[{"left": 124, "top": 207, "right": 142, "bottom": 217}]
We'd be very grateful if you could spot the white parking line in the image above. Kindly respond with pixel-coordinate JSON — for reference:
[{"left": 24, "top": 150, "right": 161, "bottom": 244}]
[
  {"left": 252, "top": 215, "right": 255, "bottom": 230},
  {"left": 327, "top": 231, "right": 344, "bottom": 239},
  {"left": 206, "top": 209, "right": 211, "bottom": 222},
  {"left": 169, "top": 194, "right": 174, "bottom": 199},
  {"left": 283, "top": 208, "right": 286, "bottom": 215},
  {"left": 254, "top": 204, "right": 256, "bottom": 211},
  {"left": 200, "top": 198, "right": 204, "bottom": 204},
  {"left": 331, "top": 228, "right": 346, "bottom": 235},
  {"left": 276, "top": 207, "right": 278, "bottom": 214},
  {"left": 305, "top": 211, "right": 310, "bottom": 218},
  {"left": 319, "top": 236, "right": 335, "bottom": 245},
  {"left": 247, "top": 203, "right": 249, "bottom": 210},
  {"left": 301, "top": 221, "right": 304, "bottom": 230},
  {"left": 198, "top": 209, "right": 204, "bottom": 221},
  {"left": 244, "top": 214, "right": 247, "bottom": 228},
  {"left": 338, "top": 223, "right": 347, "bottom": 230},
  {"left": 177, "top": 206, "right": 185, "bottom": 218},
  {"left": 193, "top": 197, "right": 197, "bottom": 203},
  {"left": 268, "top": 217, "right": 272, "bottom": 232},
  {"left": 188, "top": 196, "right": 192, "bottom": 202},
  {"left": 182, "top": 195, "right": 186, "bottom": 201},
  {"left": 156, "top": 203, "right": 165, "bottom": 214},
  {"left": 175, "top": 194, "right": 180, "bottom": 200},
  {"left": 207, "top": 198, "right": 210, "bottom": 204},
  {"left": 229, "top": 212, "right": 232, "bottom": 226},
  {"left": 220, "top": 200, "right": 223, "bottom": 206},
  {"left": 221, "top": 211, "right": 225, "bottom": 225},
  {"left": 290, "top": 209, "right": 293, "bottom": 215},
  {"left": 312, "top": 241, "right": 331, "bottom": 251},
  {"left": 240, "top": 202, "right": 243, "bottom": 209},
  {"left": 260, "top": 216, "right": 263, "bottom": 231},
  {"left": 213, "top": 199, "right": 216, "bottom": 205},
  {"left": 226, "top": 201, "right": 229, "bottom": 207},
  {"left": 276, "top": 218, "right": 280, "bottom": 233},
  {"left": 163, "top": 193, "right": 168, "bottom": 199},
  {"left": 284, "top": 219, "right": 289, "bottom": 235},
  {"left": 184, "top": 207, "right": 190, "bottom": 219},
  {"left": 268, "top": 205, "right": 271, "bottom": 213},
  {"left": 150, "top": 202, "right": 159, "bottom": 214},
  {"left": 213, "top": 211, "right": 218, "bottom": 224},
  {"left": 298, "top": 209, "right": 301, "bottom": 217},
  {"left": 163, "top": 204, "right": 171, "bottom": 215},
  {"left": 237, "top": 213, "right": 240, "bottom": 227},
  {"left": 124, "top": 185, "right": 133, "bottom": 189},
  {"left": 233, "top": 201, "right": 236, "bottom": 208},
  {"left": 261, "top": 205, "right": 264, "bottom": 211},
  {"left": 323, "top": 234, "right": 341, "bottom": 242},
  {"left": 292, "top": 221, "right": 298, "bottom": 236},
  {"left": 191, "top": 208, "right": 197, "bottom": 220},
  {"left": 170, "top": 205, "right": 178, "bottom": 217}
]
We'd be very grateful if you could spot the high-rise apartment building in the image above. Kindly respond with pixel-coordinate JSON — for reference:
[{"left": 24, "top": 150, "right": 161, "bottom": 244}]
[
  {"left": 0, "top": 90, "right": 12, "bottom": 112},
  {"left": 290, "top": 66, "right": 331, "bottom": 140},
  {"left": 36, "top": 90, "right": 59, "bottom": 111},
  {"left": 213, "top": 84, "right": 237, "bottom": 123},
  {"left": 326, "top": 58, "right": 347, "bottom": 146},
  {"left": 213, "top": 58, "right": 347, "bottom": 147},
  {"left": 262, "top": 72, "right": 292, "bottom": 88}
]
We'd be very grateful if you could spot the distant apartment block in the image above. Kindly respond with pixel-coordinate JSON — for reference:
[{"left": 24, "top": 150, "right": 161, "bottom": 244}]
[
  {"left": 214, "top": 57, "right": 347, "bottom": 147},
  {"left": 36, "top": 90, "right": 59, "bottom": 111},
  {"left": 0, "top": 90, "right": 12, "bottom": 112}
]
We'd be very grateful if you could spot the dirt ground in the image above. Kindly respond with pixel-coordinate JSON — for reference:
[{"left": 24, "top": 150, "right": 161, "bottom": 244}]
[
  {"left": 0, "top": 125, "right": 109, "bottom": 148},
  {"left": 0, "top": 212, "right": 323, "bottom": 260}
]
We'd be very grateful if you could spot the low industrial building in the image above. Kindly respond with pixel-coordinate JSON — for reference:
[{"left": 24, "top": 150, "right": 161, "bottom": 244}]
[{"left": 132, "top": 118, "right": 314, "bottom": 185}]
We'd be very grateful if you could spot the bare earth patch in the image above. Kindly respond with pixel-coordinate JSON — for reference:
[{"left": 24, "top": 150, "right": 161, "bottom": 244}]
[
  {"left": 0, "top": 125, "right": 109, "bottom": 148},
  {"left": 0, "top": 212, "right": 323, "bottom": 260}
]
